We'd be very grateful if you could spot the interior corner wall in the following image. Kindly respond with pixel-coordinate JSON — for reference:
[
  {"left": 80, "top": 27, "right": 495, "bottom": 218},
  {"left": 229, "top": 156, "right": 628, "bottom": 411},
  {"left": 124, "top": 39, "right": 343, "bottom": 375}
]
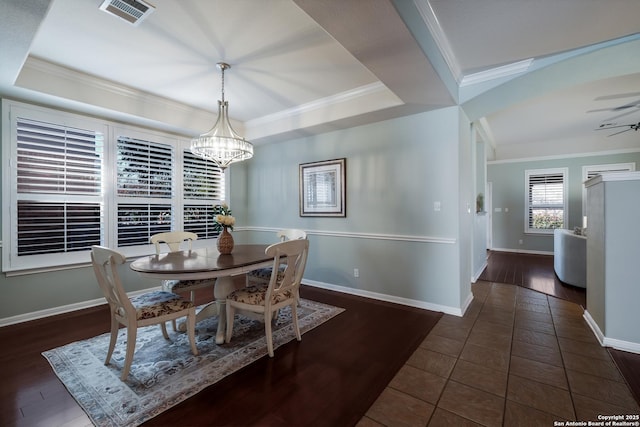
[
  {"left": 472, "top": 127, "right": 488, "bottom": 282},
  {"left": 457, "top": 110, "right": 474, "bottom": 310},
  {"left": 240, "top": 107, "right": 469, "bottom": 312}
]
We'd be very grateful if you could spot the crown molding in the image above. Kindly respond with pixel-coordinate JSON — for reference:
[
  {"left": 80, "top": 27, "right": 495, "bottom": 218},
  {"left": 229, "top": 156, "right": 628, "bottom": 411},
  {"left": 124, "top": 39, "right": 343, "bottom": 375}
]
[
  {"left": 413, "top": 0, "right": 462, "bottom": 82},
  {"left": 244, "top": 81, "right": 403, "bottom": 141},
  {"left": 487, "top": 147, "right": 640, "bottom": 165},
  {"left": 245, "top": 81, "right": 389, "bottom": 128},
  {"left": 20, "top": 56, "right": 196, "bottom": 114},
  {"left": 460, "top": 58, "right": 534, "bottom": 87}
]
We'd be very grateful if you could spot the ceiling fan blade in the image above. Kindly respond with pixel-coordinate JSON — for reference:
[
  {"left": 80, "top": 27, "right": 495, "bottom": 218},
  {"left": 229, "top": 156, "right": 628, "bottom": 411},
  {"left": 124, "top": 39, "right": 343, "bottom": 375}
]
[
  {"left": 612, "top": 99, "right": 640, "bottom": 111},
  {"left": 608, "top": 127, "right": 633, "bottom": 137},
  {"left": 595, "top": 124, "right": 628, "bottom": 130},
  {"left": 587, "top": 108, "right": 618, "bottom": 113},
  {"left": 603, "top": 107, "right": 640, "bottom": 123},
  {"left": 595, "top": 92, "right": 640, "bottom": 101}
]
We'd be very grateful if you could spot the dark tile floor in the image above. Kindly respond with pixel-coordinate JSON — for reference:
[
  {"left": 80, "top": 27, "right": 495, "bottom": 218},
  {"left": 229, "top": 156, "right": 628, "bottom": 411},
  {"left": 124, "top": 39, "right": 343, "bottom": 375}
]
[{"left": 359, "top": 281, "right": 640, "bottom": 426}]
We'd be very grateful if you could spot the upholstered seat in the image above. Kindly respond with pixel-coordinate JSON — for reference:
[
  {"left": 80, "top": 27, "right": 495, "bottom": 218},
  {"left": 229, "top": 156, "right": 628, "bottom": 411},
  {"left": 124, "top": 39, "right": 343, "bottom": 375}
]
[
  {"left": 226, "top": 238, "right": 309, "bottom": 357},
  {"left": 125, "top": 291, "right": 194, "bottom": 319},
  {"left": 91, "top": 246, "right": 198, "bottom": 381},
  {"left": 246, "top": 229, "right": 307, "bottom": 287},
  {"left": 162, "top": 278, "right": 218, "bottom": 293},
  {"left": 228, "top": 284, "right": 294, "bottom": 305}
]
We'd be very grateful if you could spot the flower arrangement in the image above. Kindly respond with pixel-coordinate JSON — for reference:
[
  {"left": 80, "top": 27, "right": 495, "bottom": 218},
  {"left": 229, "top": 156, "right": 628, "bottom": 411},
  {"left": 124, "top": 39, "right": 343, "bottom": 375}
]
[{"left": 213, "top": 203, "right": 235, "bottom": 231}]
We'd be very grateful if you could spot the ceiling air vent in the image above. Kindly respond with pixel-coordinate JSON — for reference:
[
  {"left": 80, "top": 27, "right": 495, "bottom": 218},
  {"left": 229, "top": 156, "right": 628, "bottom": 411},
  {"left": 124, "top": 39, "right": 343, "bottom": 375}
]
[{"left": 99, "top": 0, "right": 155, "bottom": 26}]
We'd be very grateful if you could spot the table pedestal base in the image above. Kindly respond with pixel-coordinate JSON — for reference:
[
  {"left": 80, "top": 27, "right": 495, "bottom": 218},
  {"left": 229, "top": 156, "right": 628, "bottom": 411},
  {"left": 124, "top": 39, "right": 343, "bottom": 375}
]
[{"left": 177, "top": 275, "right": 244, "bottom": 344}]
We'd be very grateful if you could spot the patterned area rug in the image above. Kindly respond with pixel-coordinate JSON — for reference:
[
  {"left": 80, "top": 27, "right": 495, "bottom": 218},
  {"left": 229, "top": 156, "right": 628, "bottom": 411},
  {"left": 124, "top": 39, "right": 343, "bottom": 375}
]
[{"left": 42, "top": 299, "right": 343, "bottom": 427}]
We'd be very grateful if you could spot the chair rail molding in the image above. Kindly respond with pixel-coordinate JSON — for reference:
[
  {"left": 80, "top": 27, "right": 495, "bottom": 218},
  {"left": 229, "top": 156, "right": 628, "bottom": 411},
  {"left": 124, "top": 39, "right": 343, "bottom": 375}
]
[{"left": 242, "top": 227, "right": 456, "bottom": 245}]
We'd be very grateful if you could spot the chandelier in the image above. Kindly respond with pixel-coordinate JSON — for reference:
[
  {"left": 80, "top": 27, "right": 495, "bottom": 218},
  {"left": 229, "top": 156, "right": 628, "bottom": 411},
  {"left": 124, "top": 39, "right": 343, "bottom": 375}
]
[{"left": 190, "top": 62, "right": 253, "bottom": 169}]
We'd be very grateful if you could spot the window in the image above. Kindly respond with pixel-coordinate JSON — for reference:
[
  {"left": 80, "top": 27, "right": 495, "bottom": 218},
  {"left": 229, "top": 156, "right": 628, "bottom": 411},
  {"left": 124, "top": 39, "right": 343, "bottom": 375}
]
[
  {"left": 525, "top": 168, "right": 567, "bottom": 234},
  {"left": 582, "top": 163, "right": 635, "bottom": 216},
  {"left": 2, "top": 100, "right": 225, "bottom": 273},
  {"left": 183, "top": 150, "right": 225, "bottom": 239},
  {"left": 116, "top": 136, "right": 174, "bottom": 246}
]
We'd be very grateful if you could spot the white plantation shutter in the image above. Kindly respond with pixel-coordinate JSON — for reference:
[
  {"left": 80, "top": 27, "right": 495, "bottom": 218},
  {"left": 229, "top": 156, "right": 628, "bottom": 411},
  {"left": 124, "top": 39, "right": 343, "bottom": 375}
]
[
  {"left": 183, "top": 150, "right": 224, "bottom": 238},
  {"left": 183, "top": 150, "right": 224, "bottom": 199},
  {"left": 116, "top": 136, "right": 174, "bottom": 246},
  {"left": 3, "top": 100, "right": 227, "bottom": 272},
  {"left": 15, "top": 117, "right": 103, "bottom": 256},
  {"left": 525, "top": 168, "right": 567, "bottom": 233}
]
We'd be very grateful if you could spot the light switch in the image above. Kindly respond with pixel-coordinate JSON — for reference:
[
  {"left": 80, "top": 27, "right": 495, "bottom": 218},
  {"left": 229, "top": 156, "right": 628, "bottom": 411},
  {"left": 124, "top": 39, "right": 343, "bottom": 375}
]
[
  {"left": 495, "top": 207, "right": 502, "bottom": 212},
  {"left": 434, "top": 201, "right": 441, "bottom": 211}
]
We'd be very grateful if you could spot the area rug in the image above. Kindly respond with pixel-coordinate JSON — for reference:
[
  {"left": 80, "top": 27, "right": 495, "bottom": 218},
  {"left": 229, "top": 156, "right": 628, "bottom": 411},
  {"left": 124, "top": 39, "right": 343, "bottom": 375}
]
[{"left": 42, "top": 299, "right": 343, "bottom": 427}]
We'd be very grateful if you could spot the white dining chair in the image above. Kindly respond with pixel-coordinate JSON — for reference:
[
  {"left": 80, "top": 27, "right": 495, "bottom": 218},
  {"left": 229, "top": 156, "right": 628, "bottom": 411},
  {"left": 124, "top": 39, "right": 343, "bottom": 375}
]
[
  {"left": 151, "top": 231, "right": 218, "bottom": 330},
  {"left": 225, "top": 238, "right": 309, "bottom": 357},
  {"left": 91, "top": 245, "right": 198, "bottom": 381},
  {"left": 245, "top": 229, "right": 307, "bottom": 287}
]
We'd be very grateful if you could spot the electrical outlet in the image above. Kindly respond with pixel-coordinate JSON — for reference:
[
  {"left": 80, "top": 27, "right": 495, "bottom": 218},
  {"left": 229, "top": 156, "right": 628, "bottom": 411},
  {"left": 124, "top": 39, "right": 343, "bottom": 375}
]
[
  {"left": 353, "top": 268, "right": 359, "bottom": 278},
  {"left": 519, "top": 239, "right": 523, "bottom": 245}
]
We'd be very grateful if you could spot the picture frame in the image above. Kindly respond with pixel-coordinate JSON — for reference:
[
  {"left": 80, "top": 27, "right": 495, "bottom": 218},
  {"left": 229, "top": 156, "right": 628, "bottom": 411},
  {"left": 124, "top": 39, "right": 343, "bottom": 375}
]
[{"left": 299, "top": 158, "right": 346, "bottom": 217}]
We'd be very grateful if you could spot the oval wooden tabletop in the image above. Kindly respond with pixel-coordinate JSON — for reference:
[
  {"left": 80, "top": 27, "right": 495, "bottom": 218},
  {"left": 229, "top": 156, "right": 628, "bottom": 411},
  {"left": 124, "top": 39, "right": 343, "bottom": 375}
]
[{"left": 130, "top": 244, "right": 271, "bottom": 274}]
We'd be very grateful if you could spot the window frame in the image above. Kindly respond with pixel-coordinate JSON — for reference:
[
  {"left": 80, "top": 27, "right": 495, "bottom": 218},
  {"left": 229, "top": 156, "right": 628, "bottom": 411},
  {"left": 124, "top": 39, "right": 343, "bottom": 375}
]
[
  {"left": 581, "top": 163, "right": 635, "bottom": 218},
  {"left": 524, "top": 167, "right": 568, "bottom": 235},
  {"left": 2, "top": 100, "right": 227, "bottom": 274}
]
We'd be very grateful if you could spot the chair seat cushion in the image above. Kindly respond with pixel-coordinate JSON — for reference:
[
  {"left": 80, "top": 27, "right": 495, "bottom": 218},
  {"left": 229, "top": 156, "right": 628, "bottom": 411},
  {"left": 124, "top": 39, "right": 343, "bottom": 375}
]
[
  {"left": 228, "top": 284, "right": 293, "bottom": 305},
  {"left": 246, "top": 266, "right": 285, "bottom": 281},
  {"left": 164, "top": 278, "right": 215, "bottom": 292},
  {"left": 127, "top": 291, "right": 193, "bottom": 320}
]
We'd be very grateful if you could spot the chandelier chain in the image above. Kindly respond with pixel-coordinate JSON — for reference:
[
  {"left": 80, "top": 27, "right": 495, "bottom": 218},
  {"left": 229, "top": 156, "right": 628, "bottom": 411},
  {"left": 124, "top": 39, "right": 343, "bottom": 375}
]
[{"left": 220, "top": 65, "right": 225, "bottom": 103}]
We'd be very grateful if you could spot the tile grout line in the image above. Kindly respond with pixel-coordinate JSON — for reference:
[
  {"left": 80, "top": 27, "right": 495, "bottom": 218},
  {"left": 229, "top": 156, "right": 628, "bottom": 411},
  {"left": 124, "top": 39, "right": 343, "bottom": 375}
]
[
  {"left": 500, "top": 284, "right": 519, "bottom": 427},
  {"left": 550, "top": 296, "right": 579, "bottom": 422},
  {"left": 423, "top": 282, "right": 486, "bottom": 426}
]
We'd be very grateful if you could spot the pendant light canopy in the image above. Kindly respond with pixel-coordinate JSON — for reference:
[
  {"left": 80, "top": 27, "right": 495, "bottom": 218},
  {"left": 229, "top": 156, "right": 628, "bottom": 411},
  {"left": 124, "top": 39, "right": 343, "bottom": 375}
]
[{"left": 190, "top": 62, "right": 253, "bottom": 169}]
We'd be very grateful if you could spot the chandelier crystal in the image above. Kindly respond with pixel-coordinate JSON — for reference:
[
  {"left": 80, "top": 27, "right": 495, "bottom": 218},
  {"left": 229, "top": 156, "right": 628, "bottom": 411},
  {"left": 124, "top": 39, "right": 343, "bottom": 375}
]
[{"left": 190, "top": 62, "right": 253, "bottom": 169}]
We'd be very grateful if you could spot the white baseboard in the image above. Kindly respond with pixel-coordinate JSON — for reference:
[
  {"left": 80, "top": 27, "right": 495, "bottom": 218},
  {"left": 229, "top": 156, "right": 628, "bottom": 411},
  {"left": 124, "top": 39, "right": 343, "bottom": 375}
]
[
  {"left": 0, "top": 287, "right": 159, "bottom": 328},
  {"left": 472, "top": 260, "right": 488, "bottom": 283},
  {"left": 302, "top": 279, "right": 465, "bottom": 316},
  {"left": 460, "top": 291, "right": 474, "bottom": 316},
  {"left": 583, "top": 310, "right": 640, "bottom": 354},
  {"left": 490, "top": 247, "right": 553, "bottom": 256},
  {"left": 2, "top": 279, "right": 468, "bottom": 327},
  {"left": 583, "top": 310, "right": 606, "bottom": 345}
]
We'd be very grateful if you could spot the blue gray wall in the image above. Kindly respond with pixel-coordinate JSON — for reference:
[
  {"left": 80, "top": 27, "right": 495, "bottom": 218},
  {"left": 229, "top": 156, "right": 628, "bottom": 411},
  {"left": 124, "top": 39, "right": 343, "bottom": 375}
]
[
  {"left": 487, "top": 151, "right": 640, "bottom": 253},
  {"left": 1, "top": 105, "right": 477, "bottom": 321},
  {"left": 235, "top": 106, "right": 474, "bottom": 313}
]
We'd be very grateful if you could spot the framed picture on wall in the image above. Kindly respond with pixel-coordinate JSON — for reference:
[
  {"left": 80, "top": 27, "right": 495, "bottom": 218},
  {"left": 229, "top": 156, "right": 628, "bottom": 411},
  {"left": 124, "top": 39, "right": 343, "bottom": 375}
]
[{"left": 299, "top": 158, "right": 346, "bottom": 217}]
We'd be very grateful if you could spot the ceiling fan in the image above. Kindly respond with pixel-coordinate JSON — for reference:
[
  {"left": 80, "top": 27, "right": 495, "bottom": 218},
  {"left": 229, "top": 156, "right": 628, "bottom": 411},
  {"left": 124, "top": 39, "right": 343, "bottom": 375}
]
[
  {"left": 588, "top": 93, "right": 640, "bottom": 125},
  {"left": 595, "top": 121, "right": 640, "bottom": 136}
]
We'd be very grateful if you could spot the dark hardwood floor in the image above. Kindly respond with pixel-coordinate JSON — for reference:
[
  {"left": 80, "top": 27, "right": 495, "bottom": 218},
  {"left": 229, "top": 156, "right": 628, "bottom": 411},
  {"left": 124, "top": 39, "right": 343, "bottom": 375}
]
[
  {"left": 3, "top": 254, "right": 638, "bottom": 426},
  {"left": 0, "top": 282, "right": 442, "bottom": 426},
  {"left": 479, "top": 250, "right": 640, "bottom": 407},
  {"left": 479, "top": 250, "right": 586, "bottom": 307}
]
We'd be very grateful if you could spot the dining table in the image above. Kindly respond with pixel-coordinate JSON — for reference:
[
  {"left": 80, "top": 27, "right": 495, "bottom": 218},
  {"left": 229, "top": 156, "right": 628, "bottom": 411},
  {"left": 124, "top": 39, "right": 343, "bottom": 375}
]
[{"left": 130, "top": 244, "right": 272, "bottom": 344}]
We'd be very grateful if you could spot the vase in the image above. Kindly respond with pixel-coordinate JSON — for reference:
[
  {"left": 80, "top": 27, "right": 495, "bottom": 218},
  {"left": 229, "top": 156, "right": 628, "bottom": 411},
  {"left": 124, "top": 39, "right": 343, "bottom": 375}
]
[{"left": 217, "top": 227, "right": 234, "bottom": 254}]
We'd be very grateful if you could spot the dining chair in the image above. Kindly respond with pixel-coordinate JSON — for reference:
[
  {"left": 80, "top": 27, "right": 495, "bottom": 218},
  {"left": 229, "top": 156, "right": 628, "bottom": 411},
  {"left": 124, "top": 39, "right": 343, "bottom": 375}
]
[
  {"left": 151, "top": 231, "right": 217, "bottom": 329},
  {"left": 91, "top": 245, "right": 198, "bottom": 381},
  {"left": 225, "top": 238, "right": 309, "bottom": 357},
  {"left": 245, "top": 229, "right": 307, "bottom": 287}
]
